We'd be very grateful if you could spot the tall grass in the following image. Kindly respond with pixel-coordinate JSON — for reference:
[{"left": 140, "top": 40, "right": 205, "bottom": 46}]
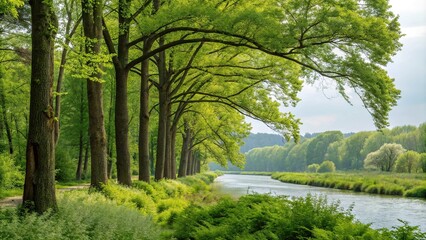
[
  {"left": 0, "top": 172, "right": 222, "bottom": 239},
  {"left": 271, "top": 172, "right": 426, "bottom": 198},
  {"left": 0, "top": 191, "right": 165, "bottom": 240}
]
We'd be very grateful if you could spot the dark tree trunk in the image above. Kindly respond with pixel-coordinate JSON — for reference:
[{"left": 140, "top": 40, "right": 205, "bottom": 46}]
[
  {"left": 170, "top": 125, "right": 177, "bottom": 179},
  {"left": 83, "top": 144, "right": 89, "bottom": 179},
  {"left": 138, "top": 54, "right": 151, "bottom": 182},
  {"left": 115, "top": 69, "right": 131, "bottom": 185},
  {"left": 155, "top": 87, "right": 167, "bottom": 180},
  {"left": 23, "top": 0, "right": 58, "bottom": 213},
  {"left": 82, "top": 0, "right": 108, "bottom": 189},
  {"left": 186, "top": 150, "right": 193, "bottom": 176},
  {"left": 76, "top": 131, "right": 83, "bottom": 180},
  {"left": 114, "top": 3, "right": 132, "bottom": 184},
  {"left": 107, "top": 78, "right": 115, "bottom": 179},
  {"left": 154, "top": 44, "right": 167, "bottom": 181},
  {"left": 76, "top": 81, "right": 85, "bottom": 180},
  {"left": 178, "top": 122, "right": 191, "bottom": 178},
  {"left": 164, "top": 107, "right": 172, "bottom": 179}
]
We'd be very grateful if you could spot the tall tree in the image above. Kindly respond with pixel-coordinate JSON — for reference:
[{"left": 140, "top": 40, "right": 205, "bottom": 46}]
[
  {"left": 81, "top": 0, "right": 108, "bottom": 188},
  {"left": 23, "top": 0, "right": 58, "bottom": 213}
]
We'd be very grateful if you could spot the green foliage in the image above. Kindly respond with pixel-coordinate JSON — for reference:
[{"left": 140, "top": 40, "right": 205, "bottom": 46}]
[
  {"left": 307, "top": 163, "right": 320, "bottom": 173},
  {"left": 420, "top": 153, "right": 426, "bottom": 173},
  {"left": 0, "top": 0, "right": 24, "bottom": 18},
  {"left": 0, "top": 191, "right": 165, "bottom": 240},
  {"left": 381, "top": 220, "right": 426, "bottom": 240},
  {"left": 404, "top": 186, "right": 426, "bottom": 198},
  {"left": 317, "top": 160, "right": 336, "bottom": 173},
  {"left": 306, "top": 131, "right": 344, "bottom": 165},
  {"left": 0, "top": 153, "right": 23, "bottom": 190},
  {"left": 173, "top": 193, "right": 399, "bottom": 240},
  {"left": 364, "top": 143, "right": 405, "bottom": 171},
  {"left": 395, "top": 151, "right": 421, "bottom": 173}
]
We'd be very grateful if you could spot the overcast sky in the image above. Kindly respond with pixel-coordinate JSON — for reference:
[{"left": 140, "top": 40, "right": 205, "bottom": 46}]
[{"left": 249, "top": 0, "right": 426, "bottom": 135}]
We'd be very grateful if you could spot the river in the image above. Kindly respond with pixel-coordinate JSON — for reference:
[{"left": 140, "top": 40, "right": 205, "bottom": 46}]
[{"left": 212, "top": 174, "right": 426, "bottom": 231}]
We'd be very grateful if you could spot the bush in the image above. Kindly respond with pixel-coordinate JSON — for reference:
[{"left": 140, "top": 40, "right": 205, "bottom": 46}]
[
  {"left": 405, "top": 186, "right": 426, "bottom": 198},
  {"left": 318, "top": 160, "right": 336, "bottom": 173},
  {"left": 0, "top": 154, "right": 23, "bottom": 190},
  {"left": 307, "top": 164, "right": 320, "bottom": 173},
  {"left": 0, "top": 191, "right": 165, "bottom": 240},
  {"left": 173, "top": 194, "right": 382, "bottom": 240}
]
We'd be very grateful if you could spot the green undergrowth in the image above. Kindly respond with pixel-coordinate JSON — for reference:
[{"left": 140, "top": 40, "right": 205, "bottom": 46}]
[
  {"left": 0, "top": 172, "right": 221, "bottom": 239},
  {"left": 271, "top": 172, "right": 426, "bottom": 198},
  {"left": 172, "top": 194, "right": 426, "bottom": 240}
]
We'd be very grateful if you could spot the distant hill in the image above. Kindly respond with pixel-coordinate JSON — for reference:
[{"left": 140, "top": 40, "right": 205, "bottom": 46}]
[{"left": 241, "top": 133, "right": 285, "bottom": 153}]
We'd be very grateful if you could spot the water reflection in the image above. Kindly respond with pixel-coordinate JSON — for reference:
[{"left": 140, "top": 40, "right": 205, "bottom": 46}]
[{"left": 212, "top": 174, "right": 426, "bottom": 231}]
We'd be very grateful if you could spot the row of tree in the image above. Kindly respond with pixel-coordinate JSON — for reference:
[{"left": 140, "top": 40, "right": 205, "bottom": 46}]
[
  {"left": 240, "top": 124, "right": 426, "bottom": 172},
  {"left": 1, "top": 0, "right": 403, "bottom": 213}
]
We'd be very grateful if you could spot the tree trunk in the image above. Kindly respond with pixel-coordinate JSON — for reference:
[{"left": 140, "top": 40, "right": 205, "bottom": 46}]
[
  {"left": 155, "top": 87, "right": 167, "bottom": 180},
  {"left": 164, "top": 106, "right": 172, "bottom": 179},
  {"left": 76, "top": 130, "right": 83, "bottom": 180},
  {"left": 138, "top": 54, "right": 151, "bottom": 182},
  {"left": 107, "top": 78, "right": 115, "bottom": 179},
  {"left": 82, "top": 0, "right": 108, "bottom": 189},
  {"left": 115, "top": 69, "right": 131, "bottom": 185},
  {"left": 114, "top": 0, "right": 132, "bottom": 184},
  {"left": 23, "top": 0, "right": 58, "bottom": 213},
  {"left": 76, "top": 81, "right": 85, "bottom": 181},
  {"left": 178, "top": 122, "right": 190, "bottom": 178},
  {"left": 170, "top": 125, "right": 177, "bottom": 179},
  {"left": 155, "top": 44, "right": 167, "bottom": 181},
  {"left": 186, "top": 150, "right": 193, "bottom": 176},
  {"left": 83, "top": 144, "right": 89, "bottom": 179}
]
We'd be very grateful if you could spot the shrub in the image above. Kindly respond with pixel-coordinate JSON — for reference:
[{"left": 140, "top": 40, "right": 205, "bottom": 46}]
[
  {"left": 318, "top": 160, "right": 336, "bottom": 173},
  {"left": 0, "top": 191, "right": 165, "bottom": 240},
  {"left": 0, "top": 154, "right": 23, "bottom": 190},
  {"left": 307, "top": 164, "right": 320, "bottom": 173},
  {"left": 405, "top": 186, "right": 426, "bottom": 198},
  {"left": 173, "top": 194, "right": 380, "bottom": 240}
]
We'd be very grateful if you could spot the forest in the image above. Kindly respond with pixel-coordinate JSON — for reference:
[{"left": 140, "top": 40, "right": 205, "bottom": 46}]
[
  {"left": 2, "top": 0, "right": 426, "bottom": 238},
  {"left": 234, "top": 124, "right": 426, "bottom": 173},
  {"left": 1, "top": 0, "right": 419, "bottom": 232}
]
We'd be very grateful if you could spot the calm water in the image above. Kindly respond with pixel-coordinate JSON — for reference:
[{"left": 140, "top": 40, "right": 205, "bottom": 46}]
[{"left": 212, "top": 174, "right": 426, "bottom": 231}]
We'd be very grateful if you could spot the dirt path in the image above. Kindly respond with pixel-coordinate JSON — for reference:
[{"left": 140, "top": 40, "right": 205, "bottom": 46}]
[{"left": 0, "top": 184, "right": 90, "bottom": 208}]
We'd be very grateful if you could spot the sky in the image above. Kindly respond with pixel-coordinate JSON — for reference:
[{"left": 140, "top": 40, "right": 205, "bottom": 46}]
[{"left": 249, "top": 0, "right": 426, "bottom": 135}]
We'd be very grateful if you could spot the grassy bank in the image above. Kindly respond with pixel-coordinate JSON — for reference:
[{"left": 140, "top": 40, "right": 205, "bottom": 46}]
[
  {"left": 2, "top": 171, "right": 425, "bottom": 239},
  {"left": 272, "top": 172, "right": 426, "bottom": 198},
  {"left": 0, "top": 172, "right": 221, "bottom": 239}
]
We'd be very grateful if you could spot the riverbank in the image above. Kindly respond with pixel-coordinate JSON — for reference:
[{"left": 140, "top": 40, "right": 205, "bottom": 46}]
[
  {"left": 2, "top": 172, "right": 425, "bottom": 239},
  {"left": 272, "top": 172, "right": 426, "bottom": 198}
]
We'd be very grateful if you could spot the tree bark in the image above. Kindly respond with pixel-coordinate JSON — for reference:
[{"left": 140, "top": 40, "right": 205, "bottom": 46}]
[
  {"left": 83, "top": 144, "right": 89, "bottom": 179},
  {"left": 23, "top": 0, "right": 58, "bottom": 213},
  {"left": 76, "top": 81, "right": 85, "bottom": 180},
  {"left": 170, "top": 124, "right": 177, "bottom": 179},
  {"left": 82, "top": 0, "right": 108, "bottom": 189},
  {"left": 178, "top": 122, "right": 191, "bottom": 178},
  {"left": 107, "top": 77, "right": 115, "bottom": 179},
  {"left": 138, "top": 53, "right": 151, "bottom": 182},
  {"left": 114, "top": 0, "right": 132, "bottom": 184}
]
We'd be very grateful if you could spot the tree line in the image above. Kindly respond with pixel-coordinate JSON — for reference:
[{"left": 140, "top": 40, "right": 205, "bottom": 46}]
[
  {"left": 240, "top": 124, "right": 426, "bottom": 173},
  {"left": 0, "top": 0, "right": 403, "bottom": 213}
]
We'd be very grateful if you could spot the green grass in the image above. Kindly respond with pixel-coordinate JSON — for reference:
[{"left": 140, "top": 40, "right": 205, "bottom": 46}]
[
  {"left": 271, "top": 172, "right": 426, "bottom": 198},
  {"left": 0, "top": 188, "right": 22, "bottom": 200}
]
